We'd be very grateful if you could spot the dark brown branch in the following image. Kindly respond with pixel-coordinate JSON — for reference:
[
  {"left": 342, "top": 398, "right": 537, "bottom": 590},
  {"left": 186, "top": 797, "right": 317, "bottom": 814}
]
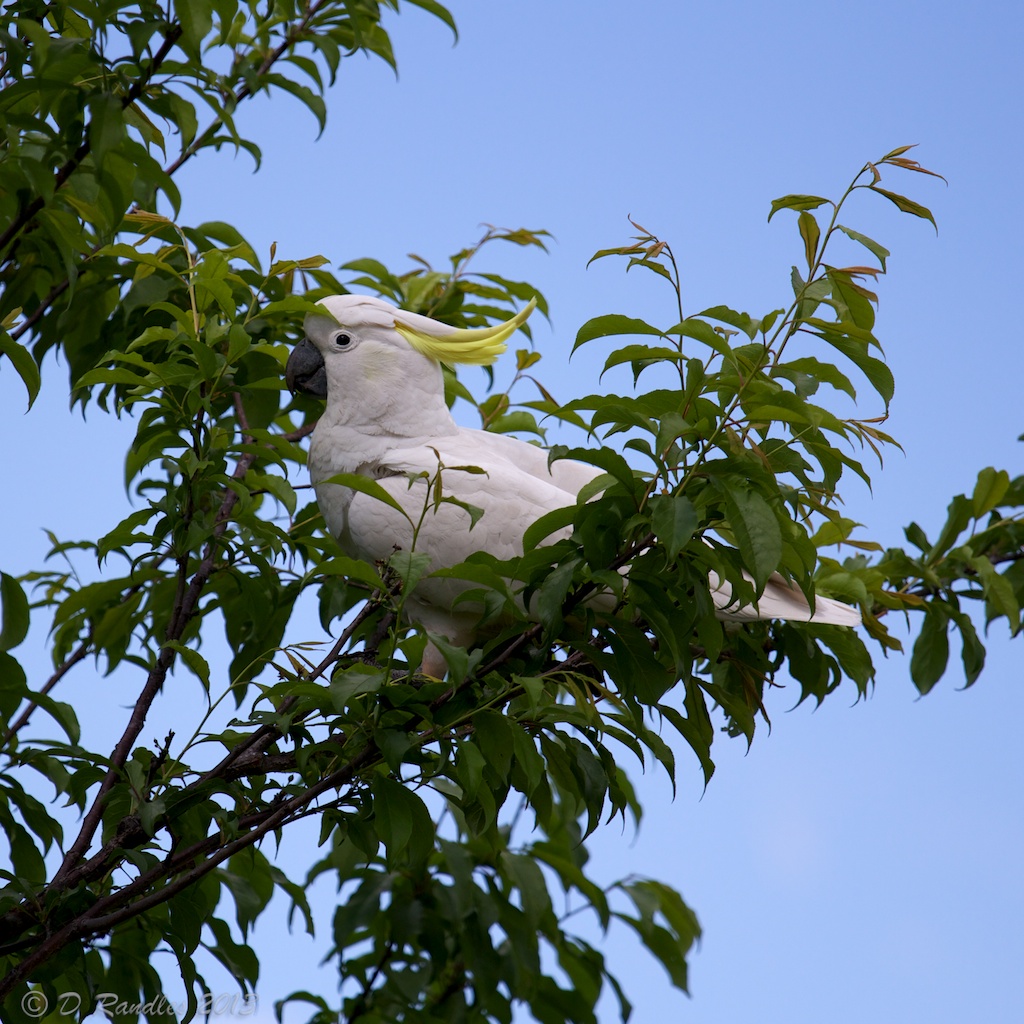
[
  {"left": 3, "top": 550, "right": 176, "bottom": 746},
  {"left": 49, "top": 646, "right": 176, "bottom": 885},
  {"left": 5, "top": 417, "right": 319, "bottom": 923},
  {"left": 9, "top": 276, "right": 71, "bottom": 343},
  {"left": 189, "top": 596, "right": 384, "bottom": 787},
  {"left": 0, "top": 582, "right": 385, "bottom": 949},
  {"left": 282, "top": 421, "right": 317, "bottom": 443},
  {"left": 982, "top": 546, "right": 1024, "bottom": 568},
  {"left": 0, "top": 612, "right": 517, "bottom": 977},
  {"left": 0, "top": 732, "right": 383, "bottom": 997},
  {"left": 51, "top": 441, "right": 259, "bottom": 885},
  {"left": 346, "top": 942, "right": 396, "bottom": 1024}
]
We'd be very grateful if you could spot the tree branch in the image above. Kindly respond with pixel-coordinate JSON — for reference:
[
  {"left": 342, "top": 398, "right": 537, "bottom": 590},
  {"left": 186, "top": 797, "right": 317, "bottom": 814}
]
[
  {"left": 51, "top": 438, "right": 260, "bottom": 883},
  {"left": 0, "top": 729, "right": 384, "bottom": 998}
]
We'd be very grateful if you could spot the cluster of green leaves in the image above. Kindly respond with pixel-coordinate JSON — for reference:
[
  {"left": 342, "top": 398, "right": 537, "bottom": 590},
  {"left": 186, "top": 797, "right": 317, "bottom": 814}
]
[
  {"left": 421, "top": 150, "right": 1021, "bottom": 768},
  {"left": 874, "top": 466, "right": 1024, "bottom": 692},
  {"left": 0, "top": 0, "right": 454, "bottom": 396},
  {"left": 1, "top": 2, "right": 681, "bottom": 1020},
  {"left": 2, "top": 3, "right": 1023, "bottom": 1021},
  {"left": 1, "top": 186, "right": 698, "bottom": 1018}
]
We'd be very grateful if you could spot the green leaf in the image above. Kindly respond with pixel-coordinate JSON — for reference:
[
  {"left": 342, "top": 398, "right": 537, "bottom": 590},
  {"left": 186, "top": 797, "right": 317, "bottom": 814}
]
[
  {"left": 425, "top": 630, "right": 473, "bottom": 683},
  {"left": 551, "top": 444, "right": 638, "bottom": 493},
  {"left": 473, "top": 709, "right": 515, "bottom": 782},
  {"left": 500, "top": 851, "right": 553, "bottom": 929},
  {"left": 251, "top": 472, "right": 297, "bottom": 516},
  {"left": 836, "top": 224, "right": 890, "bottom": 271},
  {"left": 522, "top": 504, "right": 577, "bottom": 551},
  {"left": 971, "top": 467, "right": 1010, "bottom": 517},
  {"left": 717, "top": 483, "right": 782, "bottom": 591},
  {"left": 0, "top": 327, "right": 41, "bottom": 409},
  {"left": 573, "top": 314, "right": 663, "bottom": 353},
  {"left": 798, "top": 210, "right": 820, "bottom": 268},
  {"left": 485, "top": 410, "right": 544, "bottom": 436},
  {"left": 817, "top": 623, "right": 875, "bottom": 695},
  {"left": 532, "top": 843, "right": 610, "bottom": 927},
  {"left": 371, "top": 775, "right": 433, "bottom": 870},
  {"left": 174, "top": 0, "right": 214, "bottom": 57},
  {"left": 968, "top": 555, "right": 1020, "bottom": 630},
  {"left": 949, "top": 608, "right": 986, "bottom": 686},
  {"left": 320, "top": 472, "right": 413, "bottom": 524},
  {"left": 206, "top": 915, "right": 260, "bottom": 986},
  {"left": 904, "top": 521, "right": 930, "bottom": 553},
  {"left": 827, "top": 269, "right": 875, "bottom": 330},
  {"left": 221, "top": 849, "right": 275, "bottom": 938},
  {"left": 456, "top": 737, "right": 486, "bottom": 801},
  {"left": 626, "top": 255, "right": 673, "bottom": 281},
  {"left": 534, "top": 560, "right": 577, "bottom": 633},
  {"left": 9, "top": 688, "right": 80, "bottom": 744},
  {"left": 329, "top": 667, "right": 387, "bottom": 708},
  {"left": 616, "top": 879, "right": 699, "bottom": 993},
  {"left": 805, "top": 320, "right": 894, "bottom": 406},
  {"left": 262, "top": 72, "right": 327, "bottom": 134},
  {"left": 390, "top": 550, "right": 433, "bottom": 592},
  {"left": 910, "top": 606, "right": 950, "bottom": 694},
  {"left": 516, "top": 348, "right": 542, "bottom": 370},
  {"left": 768, "top": 194, "right": 830, "bottom": 221},
  {"left": 195, "top": 221, "right": 261, "bottom": 270},
  {"left": 771, "top": 356, "right": 856, "bottom": 400},
  {"left": 602, "top": 344, "right": 682, "bottom": 378},
  {"left": 697, "top": 305, "right": 758, "bottom": 339},
  {"left": 0, "top": 573, "right": 30, "bottom": 652},
  {"left": 928, "top": 494, "right": 973, "bottom": 561},
  {"left": 87, "top": 92, "right": 126, "bottom": 167},
  {"left": 665, "top": 317, "right": 737, "bottom": 355},
  {"left": 315, "top": 554, "right": 386, "bottom": 591},
  {"left": 869, "top": 185, "right": 938, "bottom": 231},
  {"left": 649, "top": 494, "right": 698, "bottom": 557},
  {"left": 658, "top": 686, "right": 715, "bottom": 785},
  {"left": 371, "top": 775, "right": 410, "bottom": 857},
  {"left": 165, "top": 641, "right": 211, "bottom": 692}
]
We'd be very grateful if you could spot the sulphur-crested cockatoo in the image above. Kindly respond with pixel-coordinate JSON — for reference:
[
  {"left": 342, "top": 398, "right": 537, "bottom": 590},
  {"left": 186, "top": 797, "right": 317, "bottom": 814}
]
[{"left": 286, "top": 294, "right": 861, "bottom": 675}]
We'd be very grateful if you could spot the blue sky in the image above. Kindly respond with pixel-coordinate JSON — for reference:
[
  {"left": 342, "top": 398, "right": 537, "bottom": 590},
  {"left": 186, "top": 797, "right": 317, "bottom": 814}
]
[{"left": 3, "top": 1, "right": 1023, "bottom": 1021}]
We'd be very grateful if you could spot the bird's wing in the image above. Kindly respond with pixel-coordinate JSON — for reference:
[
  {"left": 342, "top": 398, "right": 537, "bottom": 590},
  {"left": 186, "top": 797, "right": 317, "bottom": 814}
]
[
  {"left": 450, "top": 428, "right": 604, "bottom": 496},
  {"left": 318, "top": 425, "right": 860, "bottom": 631},
  {"left": 338, "top": 433, "right": 585, "bottom": 593}
]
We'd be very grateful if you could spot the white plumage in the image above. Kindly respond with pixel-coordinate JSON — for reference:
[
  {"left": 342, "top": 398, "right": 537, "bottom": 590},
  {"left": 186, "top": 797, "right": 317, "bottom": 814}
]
[{"left": 286, "top": 294, "right": 861, "bottom": 676}]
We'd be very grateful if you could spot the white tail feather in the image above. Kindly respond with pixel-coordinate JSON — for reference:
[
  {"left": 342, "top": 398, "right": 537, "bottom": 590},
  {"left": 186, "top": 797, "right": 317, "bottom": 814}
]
[{"left": 711, "top": 573, "right": 862, "bottom": 626}]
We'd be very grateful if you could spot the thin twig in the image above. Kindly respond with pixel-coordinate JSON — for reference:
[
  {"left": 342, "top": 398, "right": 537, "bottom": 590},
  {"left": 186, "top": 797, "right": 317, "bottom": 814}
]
[
  {"left": 0, "top": 634, "right": 91, "bottom": 748},
  {"left": 160, "top": 0, "right": 331, "bottom": 181}
]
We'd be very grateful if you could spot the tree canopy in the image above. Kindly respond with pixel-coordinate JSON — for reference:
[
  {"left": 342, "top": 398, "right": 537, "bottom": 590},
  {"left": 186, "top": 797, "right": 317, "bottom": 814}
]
[{"left": 1, "top": 2, "right": 1022, "bottom": 1022}]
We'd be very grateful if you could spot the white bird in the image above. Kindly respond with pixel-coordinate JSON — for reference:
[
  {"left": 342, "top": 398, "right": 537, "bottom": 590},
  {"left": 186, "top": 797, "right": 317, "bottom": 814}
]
[{"left": 286, "top": 294, "right": 861, "bottom": 676}]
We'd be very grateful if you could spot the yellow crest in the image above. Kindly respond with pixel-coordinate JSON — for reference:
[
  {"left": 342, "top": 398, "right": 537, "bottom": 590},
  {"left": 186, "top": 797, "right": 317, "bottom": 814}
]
[{"left": 395, "top": 298, "right": 537, "bottom": 365}]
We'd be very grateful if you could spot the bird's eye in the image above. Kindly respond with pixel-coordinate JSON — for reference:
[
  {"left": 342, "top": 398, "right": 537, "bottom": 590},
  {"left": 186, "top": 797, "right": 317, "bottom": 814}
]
[{"left": 334, "top": 333, "right": 352, "bottom": 349}]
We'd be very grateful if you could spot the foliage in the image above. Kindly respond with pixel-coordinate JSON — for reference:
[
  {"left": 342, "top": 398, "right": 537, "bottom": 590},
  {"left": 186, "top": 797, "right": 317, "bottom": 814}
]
[{"left": 1, "top": 3, "right": 1022, "bottom": 1023}]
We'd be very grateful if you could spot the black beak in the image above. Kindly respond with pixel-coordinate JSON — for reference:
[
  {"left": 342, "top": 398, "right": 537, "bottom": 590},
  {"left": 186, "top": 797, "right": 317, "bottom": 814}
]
[{"left": 286, "top": 337, "right": 328, "bottom": 398}]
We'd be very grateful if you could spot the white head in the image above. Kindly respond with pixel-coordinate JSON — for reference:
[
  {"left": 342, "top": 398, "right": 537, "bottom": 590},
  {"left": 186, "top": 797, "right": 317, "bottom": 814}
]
[{"left": 286, "top": 293, "right": 536, "bottom": 433}]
